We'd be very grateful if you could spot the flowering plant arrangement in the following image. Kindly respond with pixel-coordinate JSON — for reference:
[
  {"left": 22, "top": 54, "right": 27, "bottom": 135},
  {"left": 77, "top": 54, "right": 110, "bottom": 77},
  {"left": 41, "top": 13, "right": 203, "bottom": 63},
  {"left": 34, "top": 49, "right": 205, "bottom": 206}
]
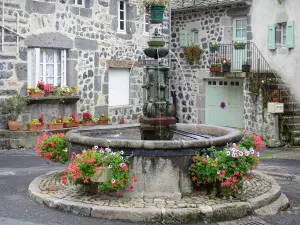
[
  {"left": 35, "top": 132, "right": 68, "bottom": 164},
  {"left": 99, "top": 114, "right": 110, "bottom": 121},
  {"left": 189, "top": 133, "right": 264, "bottom": 199},
  {"left": 83, "top": 112, "right": 93, "bottom": 121},
  {"left": 64, "top": 114, "right": 80, "bottom": 123},
  {"left": 25, "top": 118, "right": 41, "bottom": 125},
  {"left": 37, "top": 80, "right": 45, "bottom": 91},
  {"left": 44, "top": 83, "right": 54, "bottom": 95},
  {"left": 221, "top": 57, "right": 231, "bottom": 66},
  {"left": 60, "top": 86, "right": 77, "bottom": 96},
  {"left": 63, "top": 146, "right": 138, "bottom": 196},
  {"left": 210, "top": 64, "right": 221, "bottom": 68},
  {"left": 49, "top": 116, "right": 63, "bottom": 124},
  {"left": 210, "top": 42, "right": 220, "bottom": 47},
  {"left": 92, "top": 117, "right": 99, "bottom": 123},
  {"left": 27, "top": 88, "right": 44, "bottom": 94}
]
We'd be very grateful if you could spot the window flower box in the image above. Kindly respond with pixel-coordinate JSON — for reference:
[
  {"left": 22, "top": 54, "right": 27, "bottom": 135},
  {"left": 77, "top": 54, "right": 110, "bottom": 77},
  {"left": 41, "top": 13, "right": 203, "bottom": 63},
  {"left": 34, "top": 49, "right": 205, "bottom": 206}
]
[
  {"left": 63, "top": 122, "right": 79, "bottom": 128},
  {"left": 47, "top": 123, "right": 63, "bottom": 130},
  {"left": 29, "top": 92, "right": 44, "bottom": 98},
  {"left": 98, "top": 119, "right": 109, "bottom": 125},
  {"left": 27, "top": 124, "right": 43, "bottom": 131},
  {"left": 82, "top": 121, "right": 94, "bottom": 126}
]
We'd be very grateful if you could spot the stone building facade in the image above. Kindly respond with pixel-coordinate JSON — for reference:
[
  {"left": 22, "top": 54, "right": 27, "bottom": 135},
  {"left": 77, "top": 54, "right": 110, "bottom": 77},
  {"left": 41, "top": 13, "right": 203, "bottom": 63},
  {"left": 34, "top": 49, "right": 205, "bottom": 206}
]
[{"left": 0, "top": 0, "right": 170, "bottom": 128}]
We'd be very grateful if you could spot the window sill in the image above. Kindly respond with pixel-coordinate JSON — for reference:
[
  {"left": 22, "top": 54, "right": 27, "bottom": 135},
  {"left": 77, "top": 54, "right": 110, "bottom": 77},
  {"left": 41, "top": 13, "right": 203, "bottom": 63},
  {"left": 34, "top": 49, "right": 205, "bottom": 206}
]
[
  {"left": 109, "top": 105, "right": 133, "bottom": 109},
  {"left": 117, "top": 31, "right": 127, "bottom": 35},
  {"left": 28, "top": 95, "right": 80, "bottom": 105}
]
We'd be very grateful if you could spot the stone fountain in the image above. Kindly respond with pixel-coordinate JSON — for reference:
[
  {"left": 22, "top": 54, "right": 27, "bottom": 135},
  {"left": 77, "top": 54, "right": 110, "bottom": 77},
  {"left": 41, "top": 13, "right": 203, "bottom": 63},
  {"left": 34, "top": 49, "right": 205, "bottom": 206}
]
[{"left": 140, "top": 28, "right": 176, "bottom": 140}]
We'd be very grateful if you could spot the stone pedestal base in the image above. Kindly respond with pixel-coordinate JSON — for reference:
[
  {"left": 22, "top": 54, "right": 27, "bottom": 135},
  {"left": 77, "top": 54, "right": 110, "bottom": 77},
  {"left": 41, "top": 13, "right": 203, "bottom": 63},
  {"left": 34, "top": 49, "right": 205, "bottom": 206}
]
[{"left": 123, "top": 156, "right": 193, "bottom": 200}]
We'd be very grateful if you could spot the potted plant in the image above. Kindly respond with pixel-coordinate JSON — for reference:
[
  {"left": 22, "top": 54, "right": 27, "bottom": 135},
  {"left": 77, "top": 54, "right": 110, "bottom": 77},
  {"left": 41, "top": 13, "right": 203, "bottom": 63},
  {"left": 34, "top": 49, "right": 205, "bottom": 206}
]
[
  {"left": 3, "top": 93, "right": 28, "bottom": 131},
  {"left": 27, "top": 88, "right": 44, "bottom": 98},
  {"left": 184, "top": 45, "right": 204, "bottom": 64},
  {"left": 63, "top": 114, "right": 80, "bottom": 128},
  {"left": 44, "top": 83, "right": 54, "bottom": 97},
  {"left": 242, "top": 61, "right": 251, "bottom": 72},
  {"left": 143, "top": 0, "right": 171, "bottom": 24},
  {"left": 221, "top": 57, "right": 231, "bottom": 72},
  {"left": 26, "top": 118, "right": 43, "bottom": 131},
  {"left": 92, "top": 116, "right": 99, "bottom": 125},
  {"left": 63, "top": 146, "right": 138, "bottom": 196},
  {"left": 48, "top": 116, "right": 64, "bottom": 130},
  {"left": 209, "top": 42, "right": 220, "bottom": 52},
  {"left": 233, "top": 41, "right": 246, "bottom": 50},
  {"left": 61, "top": 86, "right": 77, "bottom": 96},
  {"left": 271, "top": 90, "right": 283, "bottom": 102},
  {"left": 82, "top": 112, "right": 93, "bottom": 126},
  {"left": 98, "top": 114, "right": 110, "bottom": 125},
  {"left": 210, "top": 64, "right": 221, "bottom": 72}
]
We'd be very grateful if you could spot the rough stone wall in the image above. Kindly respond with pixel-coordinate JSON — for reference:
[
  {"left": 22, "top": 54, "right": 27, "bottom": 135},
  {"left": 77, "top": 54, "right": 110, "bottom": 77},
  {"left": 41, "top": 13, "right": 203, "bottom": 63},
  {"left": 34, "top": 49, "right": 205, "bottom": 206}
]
[{"left": 0, "top": 0, "right": 171, "bottom": 128}]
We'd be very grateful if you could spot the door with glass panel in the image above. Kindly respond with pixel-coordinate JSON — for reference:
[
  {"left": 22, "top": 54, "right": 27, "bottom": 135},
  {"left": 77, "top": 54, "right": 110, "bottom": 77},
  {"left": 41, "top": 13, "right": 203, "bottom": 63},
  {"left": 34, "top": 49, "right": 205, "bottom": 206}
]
[{"left": 232, "top": 18, "right": 247, "bottom": 71}]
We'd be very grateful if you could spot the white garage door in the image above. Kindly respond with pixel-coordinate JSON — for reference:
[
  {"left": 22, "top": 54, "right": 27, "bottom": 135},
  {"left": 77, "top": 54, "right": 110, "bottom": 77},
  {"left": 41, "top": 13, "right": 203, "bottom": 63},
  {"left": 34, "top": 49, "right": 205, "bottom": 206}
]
[{"left": 205, "top": 79, "right": 244, "bottom": 128}]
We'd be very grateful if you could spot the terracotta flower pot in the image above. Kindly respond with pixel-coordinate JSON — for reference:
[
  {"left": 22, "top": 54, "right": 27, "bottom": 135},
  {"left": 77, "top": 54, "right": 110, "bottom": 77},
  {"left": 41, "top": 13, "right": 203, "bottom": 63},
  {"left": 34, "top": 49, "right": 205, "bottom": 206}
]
[
  {"left": 82, "top": 121, "right": 94, "bottom": 126},
  {"left": 8, "top": 120, "right": 22, "bottom": 131},
  {"left": 47, "top": 123, "right": 63, "bottom": 130},
  {"left": 63, "top": 122, "right": 79, "bottom": 128},
  {"left": 273, "top": 98, "right": 283, "bottom": 103},
  {"left": 98, "top": 119, "right": 109, "bottom": 125},
  {"left": 27, "top": 124, "right": 43, "bottom": 131},
  {"left": 210, "top": 67, "right": 221, "bottom": 72},
  {"left": 30, "top": 92, "right": 44, "bottom": 98}
]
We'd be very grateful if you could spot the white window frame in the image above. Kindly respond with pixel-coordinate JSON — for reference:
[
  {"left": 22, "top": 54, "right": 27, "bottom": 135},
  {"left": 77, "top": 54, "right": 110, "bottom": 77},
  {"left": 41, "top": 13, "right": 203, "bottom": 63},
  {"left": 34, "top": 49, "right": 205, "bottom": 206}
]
[
  {"left": 144, "top": 7, "right": 149, "bottom": 34},
  {"left": 27, "top": 48, "right": 67, "bottom": 88},
  {"left": 190, "top": 28, "right": 199, "bottom": 45},
  {"left": 233, "top": 17, "right": 247, "bottom": 41},
  {"left": 281, "top": 22, "right": 287, "bottom": 46},
  {"left": 118, "top": 0, "right": 126, "bottom": 33},
  {"left": 73, "top": 0, "right": 84, "bottom": 7}
]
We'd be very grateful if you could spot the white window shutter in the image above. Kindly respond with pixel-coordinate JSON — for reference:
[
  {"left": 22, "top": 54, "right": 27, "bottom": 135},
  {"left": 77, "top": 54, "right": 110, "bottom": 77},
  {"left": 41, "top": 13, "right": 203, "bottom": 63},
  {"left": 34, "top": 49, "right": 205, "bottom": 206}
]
[{"left": 61, "top": 49, "right": 67, "bottom": 86}]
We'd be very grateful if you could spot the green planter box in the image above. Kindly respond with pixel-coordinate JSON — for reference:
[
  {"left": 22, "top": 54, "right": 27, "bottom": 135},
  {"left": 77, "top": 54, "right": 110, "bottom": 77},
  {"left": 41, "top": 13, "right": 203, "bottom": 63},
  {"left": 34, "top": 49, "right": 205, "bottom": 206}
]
[
  {"left": 234, "top": 43, "right": 246, "bottom": 50},
  {"left": 150, "top": 4, "right": 165, "bottom": 24},
  {"left": 209, "top": 46, "right": 220, "bottom": 52}
]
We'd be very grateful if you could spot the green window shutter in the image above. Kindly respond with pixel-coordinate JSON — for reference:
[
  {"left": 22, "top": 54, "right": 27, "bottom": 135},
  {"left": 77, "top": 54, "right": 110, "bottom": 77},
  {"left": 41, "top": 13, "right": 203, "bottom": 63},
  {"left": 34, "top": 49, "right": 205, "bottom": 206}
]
[
  {"left": 287, "top": 20, "right": 295, "bottom": 48},
  {"left": 180, "top": 31, "right": 188, "bottom": 47},
  {"left": 268, "top": 24, "right": 276, "bottom": 50}
]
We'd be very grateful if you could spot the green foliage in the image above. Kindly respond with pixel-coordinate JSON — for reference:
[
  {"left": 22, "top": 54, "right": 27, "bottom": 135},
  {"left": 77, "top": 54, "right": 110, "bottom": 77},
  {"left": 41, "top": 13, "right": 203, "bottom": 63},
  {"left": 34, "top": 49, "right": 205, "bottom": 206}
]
[
  {"left": 210, "top": 64, "right": 221, "bottom": 68},
  {"left": 35, "top": 132, "right": 68, "bottom": 164},
  {"left": 3, "top": 93, "right": 28, "bottom": 121},
  {"left": 184, "top": 45, "right": 204, "bottom": 64}
]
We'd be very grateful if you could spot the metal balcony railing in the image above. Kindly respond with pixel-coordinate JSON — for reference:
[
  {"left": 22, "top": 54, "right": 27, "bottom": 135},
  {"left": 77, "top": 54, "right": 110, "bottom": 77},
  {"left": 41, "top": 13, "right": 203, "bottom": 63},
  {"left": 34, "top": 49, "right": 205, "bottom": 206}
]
[{"left": 209, "top": 42, "right": 273, "bottom": 73}]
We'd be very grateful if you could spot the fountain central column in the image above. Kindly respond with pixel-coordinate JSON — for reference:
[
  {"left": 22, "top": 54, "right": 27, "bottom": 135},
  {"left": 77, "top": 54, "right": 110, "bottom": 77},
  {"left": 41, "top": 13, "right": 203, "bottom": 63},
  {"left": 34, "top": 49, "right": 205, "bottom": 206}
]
[{"left": 140, "top": 29, "right": 176, "bottom": 140}]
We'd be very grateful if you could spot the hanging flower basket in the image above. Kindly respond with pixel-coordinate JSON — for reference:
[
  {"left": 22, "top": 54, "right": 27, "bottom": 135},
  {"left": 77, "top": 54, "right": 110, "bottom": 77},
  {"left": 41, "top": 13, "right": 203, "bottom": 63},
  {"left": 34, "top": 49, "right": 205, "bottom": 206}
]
[
  {"left": 27, "top": 124, "right": 43, "bottom": 131},
  {"left": 47, "top": 123, "right": 63, "bottom": 130},
  {"left": 150, "top": 4, "right": 165, "bottom": 24},
  {"left": 63, "top": 122, "right": 79, "bottom": 128},
  {"left": 209, "top": 46, "right": 220, "bottom": 53},
  {"left": 234, "top": 43, "right": 246, "bottom": 50}
]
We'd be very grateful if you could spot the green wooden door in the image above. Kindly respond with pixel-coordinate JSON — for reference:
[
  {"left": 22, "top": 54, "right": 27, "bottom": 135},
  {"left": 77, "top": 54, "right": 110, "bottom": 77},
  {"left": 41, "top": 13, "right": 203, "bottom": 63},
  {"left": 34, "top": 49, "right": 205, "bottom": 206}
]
[
  {"left": 205, "top": 80, "right": 243, "bottom": 128},
  {"left": 232, "top": 18, "right": 247, "bottom": 71}
]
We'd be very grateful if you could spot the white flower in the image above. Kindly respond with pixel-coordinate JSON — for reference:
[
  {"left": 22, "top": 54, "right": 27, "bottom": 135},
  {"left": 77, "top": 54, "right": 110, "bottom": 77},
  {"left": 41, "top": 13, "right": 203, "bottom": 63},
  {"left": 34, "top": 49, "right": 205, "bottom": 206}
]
[
  {"left": 248, "top": 169, "right": 252, "bottom": 174},
  {"left": 121, "top": 156, "right": 124, "bottom": 160},
  {"left": 232, "top": 153, "right": 237, "bottom": 158},
  {"left": 244, "top": 151, "right": 250, "bottom": 156},
  {"left": 111, "top": 179, "right": 116, "bottom": 183},
  {"left": 229, "top": 196, "right": 233, "bottom": 201},
  {"left": 82, "top": 150, "right": 86, "bottom": 153},
  {"left": 120, "top": 150, "right": 124, "bottom": 155},
  {"left": 217, "top": 170, "right": 220, "bottom": 174},
  {"left": 64, "top": 148, "right": 68, "bottom": 152},
  {"left": 206, "top": 155, "right": 209, "bottom": 159},
  {"left": 233, "top": 143, "right": 237, "bottom": 147},
  {"left": 223, "top": 60, "right": 226, "bottom": 63},
  {"left": 238, "top": 151, "right": 243, "bottom": 157},
  {"left": 108, "top": 165, "right": 112, "bottom": 169},
  {"left": 94, "top": 145, "right": 98, "bottom": 150},
  {"left": 215, "top": 157, "right": 218, "bottom": 161},
  {"left": 100, "top": 149, "right": 105, "bottom": 154},
  {"left": 257, "top": 152, "right": 260, "bottom": 157},
  {"left": 238, "top": 190, "right": 242, "bottom": 194},
  {"left": 250, "top": 148, "right": 255, "bottom": 154},
  {"left": 110, "top": 152, "right": 116, "bottom": 155},
  {"left": 226, "top": 143, "right": 229, "bottom": 147},
  {"left": 226, "top": 151, "right": 231, "bottom": 156},
  {"left": 105, "top": 148, "right": 111, "bottom": 153}
]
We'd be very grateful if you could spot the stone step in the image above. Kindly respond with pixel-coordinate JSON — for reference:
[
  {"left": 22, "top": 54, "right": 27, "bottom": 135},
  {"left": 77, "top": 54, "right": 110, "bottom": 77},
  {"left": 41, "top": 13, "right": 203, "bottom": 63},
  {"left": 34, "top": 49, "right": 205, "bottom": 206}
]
[{"left": 254, "top": 193, "right": 289, "bottom": 216}]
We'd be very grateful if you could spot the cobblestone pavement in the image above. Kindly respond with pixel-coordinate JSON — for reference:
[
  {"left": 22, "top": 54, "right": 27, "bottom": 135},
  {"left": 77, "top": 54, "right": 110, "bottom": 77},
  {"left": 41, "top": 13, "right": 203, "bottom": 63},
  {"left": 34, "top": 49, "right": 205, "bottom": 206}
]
[{"left": 38, "top": 171, "right": 272, "bottom": 209}]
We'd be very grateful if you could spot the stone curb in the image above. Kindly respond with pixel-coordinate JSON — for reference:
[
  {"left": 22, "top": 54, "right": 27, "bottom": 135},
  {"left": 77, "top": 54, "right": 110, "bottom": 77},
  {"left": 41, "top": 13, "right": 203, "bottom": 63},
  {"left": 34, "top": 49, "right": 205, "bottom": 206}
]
[
  {"left": 260, "top": 171, "right": 300, "bottom": 181},
  {"left": 28, "top": 170, "right": 287, "bottom": 223}
]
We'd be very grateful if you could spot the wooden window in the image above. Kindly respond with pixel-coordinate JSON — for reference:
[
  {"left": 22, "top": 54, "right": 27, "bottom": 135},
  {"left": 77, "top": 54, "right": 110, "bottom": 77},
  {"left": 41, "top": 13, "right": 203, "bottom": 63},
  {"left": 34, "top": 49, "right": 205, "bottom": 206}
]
[{"left": 118, "top": 1, "right": 126, "bottom": 33}]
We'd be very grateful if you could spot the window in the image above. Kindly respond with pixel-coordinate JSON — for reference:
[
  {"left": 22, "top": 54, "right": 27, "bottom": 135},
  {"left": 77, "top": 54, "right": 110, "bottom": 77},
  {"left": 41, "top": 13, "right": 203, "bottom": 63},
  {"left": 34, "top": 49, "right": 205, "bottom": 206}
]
[
  {"left": 281, "top": 23, "right": 287, "bottom": 46},
  {"left": 109, "top": 69, "right": 129, "bottom": 106},
  {"left": 275, "top": 23, "right": 287, "bottom": 46},
  {"left": 118, "top": 1, "right": 126, "bottom": 33},
  {"left": 144, "top": 7, "right": 149, "bottom": 33},
  {"left": 73, "top": 0, "right": 83, "bottom": 7},
  {"left": 27, "top": 48, "right": 67, "bottom": 88},
  {"left": 190, "top": 28, "right": 199, "bottom": 45},
  {"left": 234, "top": 18, "right": 247, "bottom": 39}
]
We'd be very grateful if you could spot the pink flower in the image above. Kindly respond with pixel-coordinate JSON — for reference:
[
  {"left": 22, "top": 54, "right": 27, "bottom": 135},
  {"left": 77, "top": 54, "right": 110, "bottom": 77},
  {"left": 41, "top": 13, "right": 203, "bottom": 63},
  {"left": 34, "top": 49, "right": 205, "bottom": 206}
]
[
  {"left": 120, "top": 163, "right": 128, "bottom": 171},
  {"left": 116, "top": 192, "right": 121, "bottom": 196}
]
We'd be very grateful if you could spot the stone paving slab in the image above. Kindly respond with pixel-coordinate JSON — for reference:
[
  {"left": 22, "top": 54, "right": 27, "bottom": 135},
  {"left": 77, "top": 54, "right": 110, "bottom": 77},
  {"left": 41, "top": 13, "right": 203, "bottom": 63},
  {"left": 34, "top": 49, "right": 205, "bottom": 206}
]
[{"left": 28, "top": 170, "right": 286, "bottom": 223}]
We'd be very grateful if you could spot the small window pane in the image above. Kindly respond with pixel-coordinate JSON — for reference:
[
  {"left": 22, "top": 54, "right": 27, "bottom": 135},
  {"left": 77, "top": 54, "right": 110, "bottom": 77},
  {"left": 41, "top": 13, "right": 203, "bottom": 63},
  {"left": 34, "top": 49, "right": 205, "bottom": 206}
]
[
  {"left": 242, "top": 29, "right": 247, "bottom": 38},
  {"left": 120, "top": 21, "right": 124, "bottom": 30},
  {"left": 77, "top": 0, "right": 83, "bottom": 5},
  {"left": 235, "top": 82, "right": 239, "bottom": 86},
  {"left": 46, "top": 77, "right": 54, "bottom": 84},
  {"left": 40, "top": 54, "right": 43, "bottom": 63},
  {"left": 46, "top": 52, "right": 54, "bottom": 63},
  {"left": 120, "top": 1, "right": 124, "bottom": 10},
  {"left": 236, "top": 29, "right": 242, "bottom": 38},
  {"left": 57, "top": 77, "right": 61, "bottom": 85},
  {"left": 282, "top": 24, "right": 287, "bottom": 35},
  {"left": 219, "top": 81, "right": 223, "bottom": 85},
  {"left": 236, "top": 20, "right": 242, "bottom": 29},
  {"left": 46, "top": 65, "right": 54, "bottom": 78},
  {"left": 224, "top": 81, "right": 227, "bottom": 85},
  {"left": 213, "top": 81, "right": 216, "bottom": 85},
  {"left": 120, "top": 11, "right": 124, "bottom": 20},
  {"left": 242, "top": 19, "right": 247, "bottom": 29},
  {"left": 40, "top": 64, "right": 43, "bottom": 78},
  {"left": 231, "top": 81, "right": 234, "bottom": 86},
  {"left": 208, "top": 81, "right": 211, "bottom": 85},
  {"left": 57, "top": 65, "right": 61, "bottom": 76},
  {"left": 282, "top": 36, "right": 287, "bottom": 45},
  {"left": 193, "top": 31, "right": 199, "bottom": 43}
]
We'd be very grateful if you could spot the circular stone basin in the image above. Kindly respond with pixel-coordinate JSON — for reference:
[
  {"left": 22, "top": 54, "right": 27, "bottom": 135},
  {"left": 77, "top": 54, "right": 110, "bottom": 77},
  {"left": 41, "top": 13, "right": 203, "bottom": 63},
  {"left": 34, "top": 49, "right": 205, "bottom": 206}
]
[{"left": 66, "top": 123, "right": 242, "bottom": 200}]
